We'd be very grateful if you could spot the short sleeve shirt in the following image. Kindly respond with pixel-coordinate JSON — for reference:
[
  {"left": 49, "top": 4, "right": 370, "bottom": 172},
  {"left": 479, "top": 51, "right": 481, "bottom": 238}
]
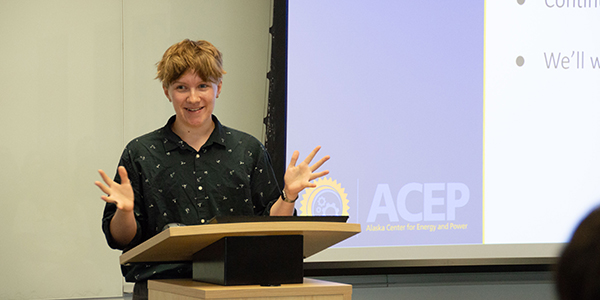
[{"left": 102, "top": 115, "right": 282, "bottom": 281}]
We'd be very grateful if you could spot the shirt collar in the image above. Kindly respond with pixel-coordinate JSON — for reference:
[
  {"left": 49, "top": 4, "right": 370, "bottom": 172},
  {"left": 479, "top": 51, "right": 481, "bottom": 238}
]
[{"left": 162, "top": 115, "right": 227, "bottom": 152}]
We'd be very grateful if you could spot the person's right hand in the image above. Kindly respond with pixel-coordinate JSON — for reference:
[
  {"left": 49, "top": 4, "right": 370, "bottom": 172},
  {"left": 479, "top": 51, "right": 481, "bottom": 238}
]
[{"left": 95, "top": 166, "right": 134, "bottom": 212}]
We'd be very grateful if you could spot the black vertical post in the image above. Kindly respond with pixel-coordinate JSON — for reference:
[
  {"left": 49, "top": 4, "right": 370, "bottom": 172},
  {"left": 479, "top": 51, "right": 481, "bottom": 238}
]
[{"left": 264, "top": 0, "right": 288, "bottom": 187}]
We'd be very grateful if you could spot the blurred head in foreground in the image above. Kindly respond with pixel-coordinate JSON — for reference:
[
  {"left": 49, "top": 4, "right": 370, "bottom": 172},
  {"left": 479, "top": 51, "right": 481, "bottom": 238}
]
[{"left": 556, "top": 205, "right": 600, "bottom": 300}]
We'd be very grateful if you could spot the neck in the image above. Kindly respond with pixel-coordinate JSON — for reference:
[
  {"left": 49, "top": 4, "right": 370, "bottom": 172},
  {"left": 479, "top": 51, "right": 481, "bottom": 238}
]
[{"left": 171, "top": 118, "right": 215, "bottom": 151}]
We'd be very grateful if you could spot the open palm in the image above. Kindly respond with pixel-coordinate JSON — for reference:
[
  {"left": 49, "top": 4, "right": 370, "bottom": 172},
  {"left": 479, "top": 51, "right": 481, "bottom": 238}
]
[
  {"left": 95, "top": 166, "right": 134, "bottom": 212},
  {"left": 284, "top": 146, "right": 330, "bottom": 197}
]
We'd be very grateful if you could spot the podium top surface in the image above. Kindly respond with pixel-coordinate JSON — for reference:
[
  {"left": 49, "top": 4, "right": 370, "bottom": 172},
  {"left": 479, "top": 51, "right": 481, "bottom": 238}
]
[{"left": 120, "top": 221, "right": 361, "bottom": 265}]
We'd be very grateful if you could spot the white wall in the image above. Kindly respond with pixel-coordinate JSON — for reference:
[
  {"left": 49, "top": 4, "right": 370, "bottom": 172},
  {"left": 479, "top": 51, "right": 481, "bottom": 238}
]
[
  {"left": 0, "top": 1, "right": 272, "bottom": 299},
  {"left": 122, "top": 0, "right": 273, "bottom": 142}
]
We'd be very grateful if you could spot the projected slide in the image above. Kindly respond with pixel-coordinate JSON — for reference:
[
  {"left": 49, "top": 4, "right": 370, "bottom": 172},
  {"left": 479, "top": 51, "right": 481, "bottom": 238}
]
[
  {"left": 288, "top": 0, "right": 483, "bottom": 247},
  {"left": 287, "top": 0, "right": 600, "bottom": 251},
  {"left": 485, "top": 0, "right": 600, "bottom": 244}
]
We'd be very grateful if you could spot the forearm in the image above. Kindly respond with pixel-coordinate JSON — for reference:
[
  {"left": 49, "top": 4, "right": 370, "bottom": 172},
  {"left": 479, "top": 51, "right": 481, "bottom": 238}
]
[
  {"left": 269, "top": 188, "right": 298, "bottom": 216},
  {"left": 109, "top": 209, "right": 138, "bottom": 247},
  {"left": 269, "top": 197, "right": 296, "bottom": 216}
]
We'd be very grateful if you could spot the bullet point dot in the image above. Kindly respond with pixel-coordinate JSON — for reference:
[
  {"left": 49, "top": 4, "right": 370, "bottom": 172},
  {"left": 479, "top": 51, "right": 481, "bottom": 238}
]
[
  {"left": 516, "top": 56, "right": 525, "bottom": 67},
  {"left": 517, "top": 0, "right": 525, "bottom": 5}
]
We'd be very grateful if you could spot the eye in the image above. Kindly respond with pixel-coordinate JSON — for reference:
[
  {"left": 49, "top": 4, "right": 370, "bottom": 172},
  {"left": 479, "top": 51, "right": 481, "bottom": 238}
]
[
  {"left": 199, "top": 84, "right": 209, "bottom": 89},
  {"left": 175, "top": 85, "right": 187, "bottom": 91}
]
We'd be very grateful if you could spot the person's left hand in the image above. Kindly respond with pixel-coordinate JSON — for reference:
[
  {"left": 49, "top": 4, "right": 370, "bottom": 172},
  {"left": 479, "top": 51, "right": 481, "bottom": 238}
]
[{"left": 283, "top": 146, "right": 330, "bottom": 200}]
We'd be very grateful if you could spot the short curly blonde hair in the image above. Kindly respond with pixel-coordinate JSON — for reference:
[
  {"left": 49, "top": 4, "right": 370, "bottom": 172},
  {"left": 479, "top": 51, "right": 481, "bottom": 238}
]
[{"left": 156, "top": 39, "right": 226, "bottom": 88}]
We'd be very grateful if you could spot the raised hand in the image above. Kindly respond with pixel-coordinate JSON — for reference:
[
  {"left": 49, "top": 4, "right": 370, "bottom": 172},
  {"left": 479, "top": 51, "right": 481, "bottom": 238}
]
[
  {"left": 283, "top": 146, "right": 330, "bottom": 199},
  {"left": 95, "top": 166, "right": 134, "bottom": 212}
]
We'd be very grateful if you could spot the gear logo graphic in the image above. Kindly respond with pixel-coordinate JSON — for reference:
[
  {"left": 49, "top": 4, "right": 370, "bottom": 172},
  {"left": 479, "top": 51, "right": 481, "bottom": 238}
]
[{"left": 299, "top": 177, "right": 349, "bottom": 216}]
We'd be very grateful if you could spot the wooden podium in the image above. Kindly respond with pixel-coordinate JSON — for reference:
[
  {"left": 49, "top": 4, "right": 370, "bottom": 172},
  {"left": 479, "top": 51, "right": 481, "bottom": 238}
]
[{"left": 120, "top": 220, "right": 361, "bottom": 300}]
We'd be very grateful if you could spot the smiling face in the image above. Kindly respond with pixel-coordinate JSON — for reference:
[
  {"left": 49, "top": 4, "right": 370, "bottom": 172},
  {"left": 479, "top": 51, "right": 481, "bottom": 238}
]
[{"left": 164, "top": 69, "right": 222, "bottom": 133}]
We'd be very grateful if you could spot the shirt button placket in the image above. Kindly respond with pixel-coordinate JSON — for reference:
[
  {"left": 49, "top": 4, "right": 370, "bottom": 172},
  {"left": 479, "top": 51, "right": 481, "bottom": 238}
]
[
  {"left": 195, "top": 151, "right": 206, "bottom": 219},
  {"left": 196, "top": 153, "right": 203, "bottom": 191}
]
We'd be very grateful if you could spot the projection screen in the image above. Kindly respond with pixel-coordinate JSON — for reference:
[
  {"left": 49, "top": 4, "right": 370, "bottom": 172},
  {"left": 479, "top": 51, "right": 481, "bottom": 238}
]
[{"left": 285, "top": 0, "right": 600, "bottom": 268}]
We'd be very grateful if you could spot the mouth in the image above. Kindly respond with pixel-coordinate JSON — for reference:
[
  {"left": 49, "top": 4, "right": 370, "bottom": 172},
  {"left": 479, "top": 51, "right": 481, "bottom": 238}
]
[{"left": 186, "top": 107, "right": 203, "bottom": 112}]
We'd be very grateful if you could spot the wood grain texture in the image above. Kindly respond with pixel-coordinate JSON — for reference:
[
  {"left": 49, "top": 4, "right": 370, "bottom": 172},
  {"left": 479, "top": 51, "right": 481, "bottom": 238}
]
[
  {"left": 148, "top": 278, "right": 351, "bottom": 300},
  {"left": 121, "top": 222, "right": 361, "bottom": 264}
]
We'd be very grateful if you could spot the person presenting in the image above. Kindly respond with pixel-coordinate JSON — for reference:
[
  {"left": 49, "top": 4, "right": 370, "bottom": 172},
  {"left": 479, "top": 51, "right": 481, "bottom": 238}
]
[{"left": 95, "top": 39, "right": 329, "bottom": 299}]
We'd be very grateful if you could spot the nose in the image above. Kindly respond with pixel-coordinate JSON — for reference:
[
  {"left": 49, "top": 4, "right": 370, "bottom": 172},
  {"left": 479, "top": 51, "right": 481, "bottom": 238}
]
[{"left": 188, "top": 88, "right": 201, "bottom": 103}]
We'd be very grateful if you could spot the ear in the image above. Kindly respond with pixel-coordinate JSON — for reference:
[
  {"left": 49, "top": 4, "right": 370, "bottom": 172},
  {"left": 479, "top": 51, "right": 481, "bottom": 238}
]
[
  {"left": 163, "top": 85, "right": 171, "bottom": 102},
  {"left": 216, "top": 80, "right": 223, "bottom": 98}
]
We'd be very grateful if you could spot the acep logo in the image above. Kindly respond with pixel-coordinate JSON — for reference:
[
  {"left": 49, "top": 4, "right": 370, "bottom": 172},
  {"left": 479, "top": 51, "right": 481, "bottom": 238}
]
[
  {"left": 299, "top": 177, "right": 350, "bottom": 216},
  {"left": 366, "top": 183, "right": 470, "bottom": 223}
]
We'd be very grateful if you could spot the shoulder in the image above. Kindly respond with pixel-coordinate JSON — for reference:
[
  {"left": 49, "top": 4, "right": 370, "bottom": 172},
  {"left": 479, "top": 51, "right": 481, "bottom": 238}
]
[
  {"left": 120, "top": 125, "right": 173, "bottom": 162},
  {"left": 124, "top": 128, "right": 167, "bottom": 150},
  {"left": 124, "top": 116, "right": 177, "bottom": 151},
  {"left": 221, "top": 125, "right": 265, "bottom": 150}
]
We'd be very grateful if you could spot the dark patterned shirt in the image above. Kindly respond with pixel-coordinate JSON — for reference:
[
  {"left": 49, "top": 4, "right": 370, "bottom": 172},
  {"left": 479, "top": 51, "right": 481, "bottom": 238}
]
[{"left": 102, "top": 115, "right": 281, "bottom": 282}]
